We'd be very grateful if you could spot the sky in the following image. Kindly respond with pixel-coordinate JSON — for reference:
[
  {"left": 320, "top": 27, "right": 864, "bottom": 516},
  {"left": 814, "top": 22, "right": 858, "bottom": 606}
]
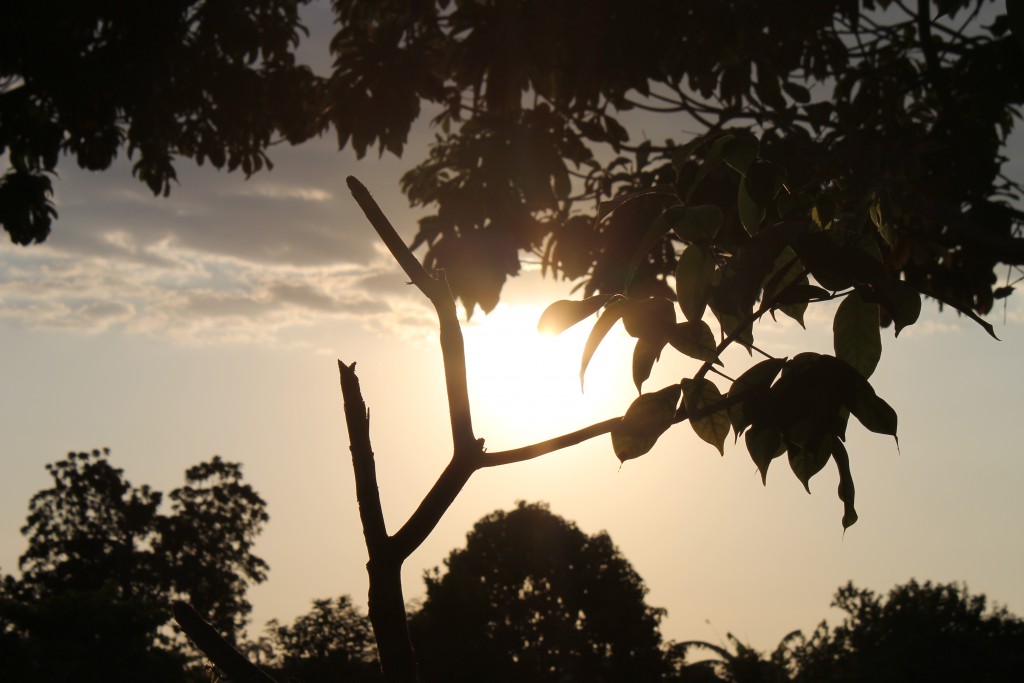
[{"left": 2, "top": 1, "right": 1024, "bottom": 653}]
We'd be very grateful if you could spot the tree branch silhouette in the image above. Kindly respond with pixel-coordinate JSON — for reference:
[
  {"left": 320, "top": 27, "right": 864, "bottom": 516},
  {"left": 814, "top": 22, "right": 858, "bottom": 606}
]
[{"left": 173, "top": 601, "right": 279, "bottom": 683}]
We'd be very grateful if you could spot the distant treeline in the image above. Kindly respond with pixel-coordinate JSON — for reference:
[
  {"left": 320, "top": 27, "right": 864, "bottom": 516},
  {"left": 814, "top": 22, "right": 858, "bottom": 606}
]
[{"left": 2, "top": 452, "right": 1021, "bottom": 682}]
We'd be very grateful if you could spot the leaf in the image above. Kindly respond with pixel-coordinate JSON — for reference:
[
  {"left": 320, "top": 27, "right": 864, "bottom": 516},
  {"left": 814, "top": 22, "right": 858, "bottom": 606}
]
[
  {"left": 632, "top": 336, "right": 666, "bottom": 393},
  {"left": 737, "top": 177, "right": 766, "bottom": 234},
  {"left": 782, "top": 82, "right": 811, "bottom": 103},
  {"left": 622, "top": 297, "right": 676, "bottom": 340},
  {"left": 773, "top": 279, "right": 829, "bottom": 327},
  {"left": 833, "top": 292, "right": 882, "bottom": 379},
  {"left": 580, "top": 298, "right": 630, "bottom": 390},
  {"left": 728, "top": 358, "right": 787, "bottom": 436},
  {"left": 597, "top": 186, "right": 676, "bottom": 224},
  {"left": 722, "top": 134, "right": 759, "bottom": 175},
  {"left": 745, "top": 425, "right": 785, "bottom": 484},
  {"left": 685, "top": 134, "right": 733, "bottom": 201},
  {"left": 538, "top": 295, "right": 613, "bottom": 335},
  {"left": 832, "top": 438, "right": 858, "bottom": 529},
  {"left": 911, "top": 284, "right": 998, "bottom": 340},
  {"left": 670, "top": 204, "right": 723, "bottom": 243},
  {"left": 682, "top": 378, "right": 731, "bottom": 455},
  {"left": 873, "top": 280, "right": 921, "bottom": 336},
  {"left": 611, "top": 385, "right": 681, "bottom": 462},
  {"left": 795, "top": 230, "right": 887, "bottom": 290},
  {"left": 625, "top": 203, "right": 686, "bottom": 287},
  {"left": 788, "top": 443, "right": 831, "bottom": 493},
  {"left": 744, "top": 160, "right": 785, "bottom": 207},
  {"left": 868, "top": 192, "right": 895, "bottom": 246},
  {"left": 667, "top": 321, "right": 718, "bottom": 362},
  {"left": 675, "top": 244, "right": 715, "bottom": 322},
  {"left": 846, "top": 380, "right": 898, "bottom": 442}
]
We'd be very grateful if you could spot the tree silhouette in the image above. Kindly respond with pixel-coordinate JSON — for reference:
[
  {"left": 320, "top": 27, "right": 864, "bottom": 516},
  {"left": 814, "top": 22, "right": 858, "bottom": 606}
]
[
  {"left": 265, "top": 596, "right": 379, "bottom": 682},
  {"left": 0, "top": 449, "right": 268, "bottom": 680},
  {"left": 789, "top": 580, "right": 1024, "bottom": 683},
  {"left": 410, "top": 502, "right": 667, "bottom": 683},
  {"left": 0, "top": 0, "right": 321, "bottom": 245},
  {"left": 664, "top": 633, "right": 799, "bottom": 683}
]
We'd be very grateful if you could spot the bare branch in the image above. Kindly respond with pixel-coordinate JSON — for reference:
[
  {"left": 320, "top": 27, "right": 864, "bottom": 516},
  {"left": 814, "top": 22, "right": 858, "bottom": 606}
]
[
  {"left": 482, "top": 417, "right": 621, "bottom": 467},
  {"left": 172, "top": 602, "right": 279, "bottom": 683},
  {"left": 339, "top": 360, "right": 389, "bottom": 551},
  {"left": 347, "top": 177, "right": 477, "bottom": 454},
  {"left": 391, "top": 457, "right": 477, "bottom": 560}
]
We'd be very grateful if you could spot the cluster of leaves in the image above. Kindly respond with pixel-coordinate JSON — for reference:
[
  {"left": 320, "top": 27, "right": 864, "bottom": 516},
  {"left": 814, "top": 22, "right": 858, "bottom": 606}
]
[
  {"left": 538, "top": 131, "right": 925, "bottom": 528},
  {"left": 7, "top": 2, "right": 1022, "bottom": 320},
  {"left": 0, "top": 0, "right": 321, "bottom": 244},
  {"left": 329, "top": 0, "right": 1024, "bottom": 321},
  {"left": 0, "top": 449, "right": 268, "bottom": 681}
]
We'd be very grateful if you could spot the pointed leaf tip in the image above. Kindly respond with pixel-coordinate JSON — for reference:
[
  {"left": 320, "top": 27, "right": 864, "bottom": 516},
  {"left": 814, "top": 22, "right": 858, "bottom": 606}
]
[
  {"left": 611, "top": 385, "right": 681, "bottom": 462},
  {"left": 538, "top": 295, "right": 611, "bottom": 335}
]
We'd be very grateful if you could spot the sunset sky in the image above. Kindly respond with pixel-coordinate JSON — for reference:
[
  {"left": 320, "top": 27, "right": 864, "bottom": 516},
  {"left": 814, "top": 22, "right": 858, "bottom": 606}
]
[{"left": 2, "top": 2, "right": 1023, "bottom": 652}]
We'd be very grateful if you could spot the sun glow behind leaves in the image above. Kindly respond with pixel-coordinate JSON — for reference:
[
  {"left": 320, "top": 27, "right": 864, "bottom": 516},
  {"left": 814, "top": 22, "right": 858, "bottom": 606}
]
[{"left": 460, "top": 303, "right": 635, "bottom": 451}]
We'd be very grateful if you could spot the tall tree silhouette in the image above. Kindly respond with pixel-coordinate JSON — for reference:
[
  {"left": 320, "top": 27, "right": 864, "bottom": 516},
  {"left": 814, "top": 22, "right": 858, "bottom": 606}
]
[
  {"left": 0, "top": 449, "right": 268, "bottom": 681},
  {"left": 410, "top": 502, "right": 668, "bottom": 683}
]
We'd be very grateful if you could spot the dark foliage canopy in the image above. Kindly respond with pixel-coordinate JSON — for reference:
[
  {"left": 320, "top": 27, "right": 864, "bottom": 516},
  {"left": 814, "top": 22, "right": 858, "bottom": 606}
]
[
  {"left": 264, "top": 595, "right": 379, "bottom": 682},
  {"left": 0, "top": 449, "right": 268, "bottom": 681},
  {"left": 0, "top": 0, "right": 321, "bottom": 244},
  {"left": 789, "top": 580, "right": 1024, "bottom": 683},
  {"left": 410, "top": 502, "right": 668, "bottom": 682},
  {"left": 4, "top": 1, "right": 1023, "bottom": 529}
]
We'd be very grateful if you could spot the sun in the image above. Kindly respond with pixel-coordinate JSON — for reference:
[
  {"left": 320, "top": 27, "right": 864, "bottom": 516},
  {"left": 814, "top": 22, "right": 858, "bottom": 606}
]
[{"left": 460, "top": 302, "right": 634, "bottom": 449}]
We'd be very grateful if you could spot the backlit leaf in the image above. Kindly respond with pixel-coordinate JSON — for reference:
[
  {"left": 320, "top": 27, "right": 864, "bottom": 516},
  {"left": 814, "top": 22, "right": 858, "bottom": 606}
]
[
  {"left": 833, "top": 439, "right": 858, "bottom": 529},
  {"left": 728, "top": 358, "right": 787, "bottom": 436},
  {"left": 670, "top": 205, "right": 723, "bottom": 243},
  {"left": 682, "top": 378, "right": 730, "bottom": 455},
  {"left": 538, "top": 295, "right": 613, "bottom": 335},
  {"left": 847, "top": 380, "right": 898, "bottom": 442},
  {"left": 611, "top": 385, "right": 681, "bottom": 462},
  {"left": 625, "top": 203, "right": 686, "bottom": 287},
  {"left": 877, "top": 280, "right": 922, "bottom": 336},
  {"left": 722, "top": 134, "right": 758, "bottom": 175},
  {"left": 675, "top": 244, "right": 715, "bottom": 322},
  {"left": 580, "top": 298, "right": 630, "bottom": 390},
  {"left": 788, "top": 443, "right": 831, "bottom": 493},
  {"left": 833, "top": 291, "right": 881, "bottom": 379},
  {"left": 597, "top": 186, "right": 676, "bottom": 223},
  {"left": 745, "top": 425, "right": 785, "bottom": 484},
  {"left": 632, "top": 336, "right": 665, "bottom": 393},
  {"left": 622, "top": 297, "right": 676, "bottom": 340},
  {"left": 738, "top": 177, "right": 766, "bottom": 234},
  {"left": 667, "top": 321, "right": 718, "bottom": 362}
]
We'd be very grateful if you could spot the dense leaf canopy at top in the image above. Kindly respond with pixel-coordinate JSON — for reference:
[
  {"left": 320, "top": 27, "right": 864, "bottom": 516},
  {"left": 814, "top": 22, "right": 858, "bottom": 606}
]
[
  {"left": 3, "top": 1, "right": 1024, "bottom": 527},
  {"left": 0, "top": 0, "right": 320, "bottom": 244},
  {"left": 2, "top": 1, "right": 1021, "bottom": 315}
]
